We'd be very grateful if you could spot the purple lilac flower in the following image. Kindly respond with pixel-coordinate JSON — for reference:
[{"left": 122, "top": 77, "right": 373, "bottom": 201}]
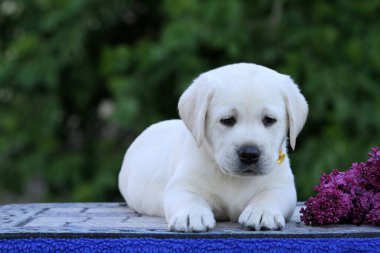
[
  {"left": 351, "top": 190, "right": 374, "bottom": 225},
  {"left": 300, "top": 189, "right": 353, "bottom": 225},
  {"left": 366, "top": 193, "right": 380, "bottom": 225},
  {"left": 314, "top": 169, "right": 358, "bottom": 194},
  {"left": 300, "top": 147, "right": 380, "bottom": 226},
  {"left": 357, "top": 147, "right": 380, "bottom": 191}
]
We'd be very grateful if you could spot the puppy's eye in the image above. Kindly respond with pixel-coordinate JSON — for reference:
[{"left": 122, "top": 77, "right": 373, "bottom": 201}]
[
  {"left": 220, "top": 116, "right": 236, "bottom": 127},
  {"left": 263, "top": 116, "right": 277, "bottom": 127}
]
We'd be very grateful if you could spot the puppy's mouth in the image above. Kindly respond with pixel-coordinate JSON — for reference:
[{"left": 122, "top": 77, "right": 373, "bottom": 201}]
[
  {"left": 220, "top": 165, "right": 270, "bottom": 177},
  {"left": 237, "top": 168, "right": 269, "bottom": 176}
]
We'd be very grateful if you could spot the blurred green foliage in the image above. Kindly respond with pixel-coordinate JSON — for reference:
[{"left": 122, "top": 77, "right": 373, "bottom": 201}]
[{"left": 0, "top": 0, "right": 379, "bottom": 203}]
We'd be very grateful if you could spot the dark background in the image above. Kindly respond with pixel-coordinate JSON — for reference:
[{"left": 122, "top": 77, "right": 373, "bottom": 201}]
[{"left": 0, "top": 0, "right": 379, "bottom": 203}]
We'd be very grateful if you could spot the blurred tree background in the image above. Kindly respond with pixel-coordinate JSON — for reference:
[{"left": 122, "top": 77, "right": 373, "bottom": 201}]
[{"left": 0, "top": 0, "right": 379, "bottom": 203}]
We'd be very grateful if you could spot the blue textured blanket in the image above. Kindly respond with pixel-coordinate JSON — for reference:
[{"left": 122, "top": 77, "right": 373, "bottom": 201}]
[{"left": 1, "top": 237, "right": 380, "bottom": 253}]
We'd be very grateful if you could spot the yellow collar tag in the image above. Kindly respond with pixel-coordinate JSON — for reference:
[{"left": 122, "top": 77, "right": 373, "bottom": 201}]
[{"left": 277, "top": 149, "right": 286, "bottom": 164}]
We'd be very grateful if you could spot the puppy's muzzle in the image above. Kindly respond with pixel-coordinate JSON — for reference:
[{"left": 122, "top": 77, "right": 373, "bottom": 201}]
[{"left": 237, "top": 145, "right": 261, "bottom": 165}]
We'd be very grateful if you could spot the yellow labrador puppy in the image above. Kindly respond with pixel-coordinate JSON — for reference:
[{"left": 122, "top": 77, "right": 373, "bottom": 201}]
[{"left": 119, "top": 63, "right": 308, "bottom": 232}]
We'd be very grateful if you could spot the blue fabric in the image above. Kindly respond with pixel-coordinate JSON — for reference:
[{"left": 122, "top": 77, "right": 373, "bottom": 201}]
[{"left": 1, "top": 237, "right": 380, "bottom": 253}]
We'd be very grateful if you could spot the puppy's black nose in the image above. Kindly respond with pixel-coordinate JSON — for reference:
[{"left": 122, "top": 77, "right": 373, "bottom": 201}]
[{"left": 238, "top": 145, "right": 261, "bottom": 165}]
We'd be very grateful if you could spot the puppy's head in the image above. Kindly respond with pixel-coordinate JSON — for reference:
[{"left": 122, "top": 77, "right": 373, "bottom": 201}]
[{"left": 178, "top": 63, "right": 308, "bottom": 176}]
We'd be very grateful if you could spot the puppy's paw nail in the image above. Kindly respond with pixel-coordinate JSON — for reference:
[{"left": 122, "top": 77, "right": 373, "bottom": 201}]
[
  {"left": 168, "top": 209, "right": 216, "bottom": 232},
  {"left": 238, "top": 206, "right": 285, "bottom": 231}
]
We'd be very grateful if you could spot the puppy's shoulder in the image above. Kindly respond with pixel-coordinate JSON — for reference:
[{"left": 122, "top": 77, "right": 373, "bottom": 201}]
[
  {"left": 141, "top": 119, "right": 186, "bottom": 135},
  {"left": 270, "top": 160, "right": 295, "bottom": 185}
]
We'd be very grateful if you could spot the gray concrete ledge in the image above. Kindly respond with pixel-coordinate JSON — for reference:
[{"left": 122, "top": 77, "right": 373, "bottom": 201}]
[{"left": 1, "top": 202, "right": 379, "bottom": 239}]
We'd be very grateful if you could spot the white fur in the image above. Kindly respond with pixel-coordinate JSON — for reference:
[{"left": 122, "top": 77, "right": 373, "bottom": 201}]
[{"left": 119, "top": 63, "right": 308, "bottom": 232}]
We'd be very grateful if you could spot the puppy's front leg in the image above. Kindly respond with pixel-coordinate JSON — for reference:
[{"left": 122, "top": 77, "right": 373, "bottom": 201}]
[
  {"left": 164, "top": 189, "right": 216, "bottom": 232},
  {"left": 238, "top": 187, "right": 296, "bottom": 231}
]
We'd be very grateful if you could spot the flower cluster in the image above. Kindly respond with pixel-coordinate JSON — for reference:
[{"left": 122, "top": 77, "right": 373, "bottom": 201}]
[{"left": 300, "top": 147, "right": 380, "bottom": 226}]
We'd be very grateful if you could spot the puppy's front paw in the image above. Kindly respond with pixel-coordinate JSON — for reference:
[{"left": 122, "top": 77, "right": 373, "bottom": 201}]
[
  {"left": 168, "top": 208, "right": 216, "bottom": 232},
  {"left": 238, "top": 205, "right": 285, "bottom": 231}
]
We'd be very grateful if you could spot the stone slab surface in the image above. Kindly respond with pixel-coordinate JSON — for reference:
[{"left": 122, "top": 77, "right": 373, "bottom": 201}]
[{"left": 1, "top": 203, "right": 379, "bottom": 239}]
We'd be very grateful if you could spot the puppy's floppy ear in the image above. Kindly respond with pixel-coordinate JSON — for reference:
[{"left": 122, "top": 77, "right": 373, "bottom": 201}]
[
  {"left": 178, "top": 76, "right": 213, "bottom": 147},
  {"left": 282, "top": 76, "right": 308, "bottom": 150}
]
